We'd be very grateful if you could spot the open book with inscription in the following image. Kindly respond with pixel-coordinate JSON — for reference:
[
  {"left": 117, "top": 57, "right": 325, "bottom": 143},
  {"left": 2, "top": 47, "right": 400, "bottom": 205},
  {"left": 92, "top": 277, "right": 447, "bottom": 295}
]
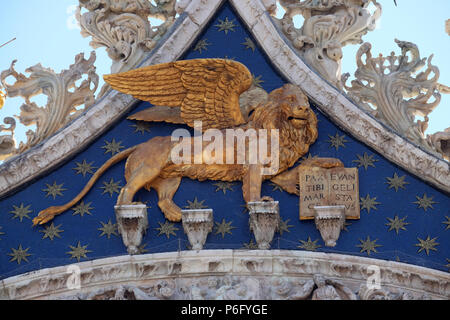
[{"left": 298, "top": 167, "right": 360, "bottom": 220}]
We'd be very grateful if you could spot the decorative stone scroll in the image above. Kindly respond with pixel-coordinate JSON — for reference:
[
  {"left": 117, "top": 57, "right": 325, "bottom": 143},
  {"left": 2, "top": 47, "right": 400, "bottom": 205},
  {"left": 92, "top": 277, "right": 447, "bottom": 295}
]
[
  {"left": 77, "top": 0, "right": 178, "bottom": 74},
  {"left": 0, "top": 52, "right": 98, "bottom": 160},
  {"left": 273, "top": 0, "right": 382, "bottom": 88},
  {"left": 343, "top": 39, "right": 449, "bottom": 158}
]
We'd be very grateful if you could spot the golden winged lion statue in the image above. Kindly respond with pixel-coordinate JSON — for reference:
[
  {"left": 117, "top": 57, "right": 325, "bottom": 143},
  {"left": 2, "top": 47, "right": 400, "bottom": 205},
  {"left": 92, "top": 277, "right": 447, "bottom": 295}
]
[{"left": 33, "top": 59, "right": 343, "bottom": 226}]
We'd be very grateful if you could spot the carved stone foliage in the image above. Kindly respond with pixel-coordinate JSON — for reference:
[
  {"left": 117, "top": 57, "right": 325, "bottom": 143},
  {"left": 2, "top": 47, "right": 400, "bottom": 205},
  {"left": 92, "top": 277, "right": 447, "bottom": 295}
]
[
  {"left": 33, "top": 274, "right": 443, "bottom": 300},
  {"left": 2, "top": 250, "right": 448, "bottom": 300},
  {"left": 78, "top": 0, "right": 178, "bottom": 74},
  {"left": 49, "top": 274, "right": 436, "bottom": 300},
  {"left": 427, "top": 128, "right": 450, "bottom": 161},
  {"left": 273, "top": 0, "right": 381, "bottom": 88},
  {"left": 0, "top": 52, "right": 98, "bottom": 160},
  {"left": 343, "top": 39, "right": 449, "bottom": 158}
]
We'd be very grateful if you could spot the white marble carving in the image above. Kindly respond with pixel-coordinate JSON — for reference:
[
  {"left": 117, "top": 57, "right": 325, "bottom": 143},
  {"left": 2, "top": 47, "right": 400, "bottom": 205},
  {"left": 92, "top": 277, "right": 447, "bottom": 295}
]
[
  {"left": 1, "top": 250, "right": 448, "bottom": 300},
  {"left": 182, "top": 209, "right": 213, "bottom": 250},
  {"left": 0, "top": 52, "right": 98, "bottom": 160},
  {"left": 78, "top": 0, "right": 178, "bottom": 74},
  {"left": 311, "top": 274, "right": 357, "bottom": 300},
  {"left": 343, "top": 39, "right": 447, "bottom": 157},
  {"left": 0, "top": 117, "right": 16, "bottom": 161},
  {"left": 313, "top": 206, "right": 345, "bottom": 247},
  {"left": 427, "top": 128, "right": 450, "bottom": 161},
  {"left": 273, "top": 0, "right": 381, "bottom": 88},
  {"left": 248, "top": 201, "right": 280, "bottom": 249},
  {"left": 115, "top": 204, "right": 149, "bottom": 254}
]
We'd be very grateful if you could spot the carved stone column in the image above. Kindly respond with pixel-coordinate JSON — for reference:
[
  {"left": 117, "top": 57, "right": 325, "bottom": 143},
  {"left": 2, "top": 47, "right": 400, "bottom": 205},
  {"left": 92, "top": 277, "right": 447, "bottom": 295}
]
[
  {"left": 248, "top": 201, "right": 280, "bottom": 250},
  {"left": 313, "top": 206, "right": 345, "bottom": 247},
  {"left": 182, "top": 209, "right": 214, "bottom": 251},
  {"left": 115, "top": 204, "right": 148, "bottom": 255}
]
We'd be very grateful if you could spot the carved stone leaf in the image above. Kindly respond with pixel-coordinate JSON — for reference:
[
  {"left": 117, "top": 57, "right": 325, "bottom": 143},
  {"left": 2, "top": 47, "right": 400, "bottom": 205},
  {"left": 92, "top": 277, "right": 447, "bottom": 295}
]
[
  {"left": 343, "top": 39, "right": 446, "bottom": 157},
  {"left": 78, "top": 0, "right": 177, "bottom": 74},
  {"left": 0, "top": 52, "right": 98, "bottom": 158},
  {"left": 274, "top": 0, "right": 382, "bottom": 88}
]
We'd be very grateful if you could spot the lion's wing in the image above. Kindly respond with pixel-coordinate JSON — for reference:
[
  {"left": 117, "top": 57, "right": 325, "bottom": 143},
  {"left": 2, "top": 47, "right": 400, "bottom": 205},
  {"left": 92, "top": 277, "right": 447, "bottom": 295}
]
[{"left": 103, "top": 59, "right": 253, "bottom": 130}]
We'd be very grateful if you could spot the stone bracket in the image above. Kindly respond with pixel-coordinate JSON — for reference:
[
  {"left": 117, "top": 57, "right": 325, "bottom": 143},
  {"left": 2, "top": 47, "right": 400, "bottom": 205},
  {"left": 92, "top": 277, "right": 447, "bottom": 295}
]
[
  {"left": 182, "top": 209, "right": 214, "bottom": 251},
  {"left": 115, "top": 204, "right": 149, "bottom": 255},
  {"left": 248, "top": 201, "right": 280, "bottom": 250},
  {"left": 313, "top": 206, "right": 346, "bottom": 247}
]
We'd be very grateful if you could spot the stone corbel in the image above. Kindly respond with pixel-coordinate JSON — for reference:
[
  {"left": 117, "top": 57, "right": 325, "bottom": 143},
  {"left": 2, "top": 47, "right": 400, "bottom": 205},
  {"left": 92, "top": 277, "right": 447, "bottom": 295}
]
[
  {"left": 182, "top": 209, "right": 214, "bottom": 250},
  {"left": 313, "top": 206, "right": 346, "bottom": 247},
  {"left": 248, "top": 201, "right": 280, "bottom": 249},
  {"left": 115, "top": 204, "right": 149, "bottom": 255}
]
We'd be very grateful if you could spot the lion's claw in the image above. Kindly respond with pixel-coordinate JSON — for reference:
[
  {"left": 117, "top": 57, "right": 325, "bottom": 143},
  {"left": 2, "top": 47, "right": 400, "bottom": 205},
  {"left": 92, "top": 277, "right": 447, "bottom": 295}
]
[{"left": 32, "top": 209, "right": 58, "bottom": 226}]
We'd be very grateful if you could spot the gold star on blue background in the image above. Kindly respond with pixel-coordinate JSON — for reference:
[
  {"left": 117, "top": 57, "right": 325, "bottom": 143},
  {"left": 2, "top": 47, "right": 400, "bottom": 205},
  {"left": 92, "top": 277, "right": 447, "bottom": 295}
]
[{"left": 10, "top": 203, "right": 32, "bottom": 222}]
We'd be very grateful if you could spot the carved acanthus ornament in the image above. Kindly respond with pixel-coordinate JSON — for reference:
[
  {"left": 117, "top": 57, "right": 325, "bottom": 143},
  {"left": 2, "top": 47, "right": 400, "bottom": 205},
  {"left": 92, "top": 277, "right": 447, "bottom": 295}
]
[
  {"left": 0, "top": 52, "right": 98, "bottom": 161},
  {"left": 273, "top": 0, "right": 381, "bottom": 88},
  {"left": 343, "top": 39, "right": 450, "bottom": 159},
  {"left": 77, "top": 0, "right": 178, "bottom": 74},
  {"left": 1, "top": 250, "right": 448, "bottom": 300}
]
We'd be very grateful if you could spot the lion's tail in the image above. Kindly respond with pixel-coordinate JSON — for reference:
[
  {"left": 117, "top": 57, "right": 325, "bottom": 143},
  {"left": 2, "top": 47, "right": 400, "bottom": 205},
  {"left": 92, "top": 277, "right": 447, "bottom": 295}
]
[{"left": 33, "top": 146, "right": 138, "bottom": 226}]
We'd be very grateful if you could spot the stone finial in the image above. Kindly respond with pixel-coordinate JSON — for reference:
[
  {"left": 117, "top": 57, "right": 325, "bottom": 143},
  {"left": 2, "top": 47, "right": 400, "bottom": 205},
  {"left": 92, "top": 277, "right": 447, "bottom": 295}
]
[
  {"left": 78, "top": 0, "right": 177, "bottom": 74},
  {"left": 182, "top": 209, "right": 214, "bottom": 250},
  {"left": 273, "top": 0, "right": 382, "bottom": 88},
  {"left": 446, "top": 19, "right": 450, "bottom": 36},
  {"left": 343, "top": 39, "right": 449, "bottom": 158},
  {"left": 313, "top": 206, "right": 345, "bottom": 247},
  {"left": 248, "top": 201, "right": 280, "bottom": 250},
  {"left": 115, "top": 204, "right": 149, "bottom": 255},
  {"left": 0, "top": 52, "right": 98, "bottom": 161}
]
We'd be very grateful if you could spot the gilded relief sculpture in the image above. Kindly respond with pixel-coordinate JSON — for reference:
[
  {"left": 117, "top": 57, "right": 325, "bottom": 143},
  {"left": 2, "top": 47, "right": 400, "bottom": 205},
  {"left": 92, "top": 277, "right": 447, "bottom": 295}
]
[
  {"left": 0, "top": 88, "right": 5, "bottom": 110},
  {"left": 33, "top": 58, "right": 342, "bottom": 226}
]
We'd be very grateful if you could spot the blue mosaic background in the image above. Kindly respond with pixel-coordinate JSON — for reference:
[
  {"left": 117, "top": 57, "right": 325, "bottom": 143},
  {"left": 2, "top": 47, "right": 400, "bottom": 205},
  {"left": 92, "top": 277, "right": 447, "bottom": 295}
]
[{"left": 0, "top": 2, "right": 448, "bottom": 279}]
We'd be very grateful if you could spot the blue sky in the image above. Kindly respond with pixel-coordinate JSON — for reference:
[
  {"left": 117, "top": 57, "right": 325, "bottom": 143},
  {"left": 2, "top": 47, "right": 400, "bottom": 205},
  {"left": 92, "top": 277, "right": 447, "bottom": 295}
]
[{"left": 0, "top": 0, "right": 448, "bottom": 145}]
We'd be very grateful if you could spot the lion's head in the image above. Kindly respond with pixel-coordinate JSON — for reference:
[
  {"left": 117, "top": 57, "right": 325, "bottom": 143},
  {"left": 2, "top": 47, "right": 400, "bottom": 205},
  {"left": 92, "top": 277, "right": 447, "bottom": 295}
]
[{"left": 250, "top": 84, "right": 318, "bottom": 169}]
